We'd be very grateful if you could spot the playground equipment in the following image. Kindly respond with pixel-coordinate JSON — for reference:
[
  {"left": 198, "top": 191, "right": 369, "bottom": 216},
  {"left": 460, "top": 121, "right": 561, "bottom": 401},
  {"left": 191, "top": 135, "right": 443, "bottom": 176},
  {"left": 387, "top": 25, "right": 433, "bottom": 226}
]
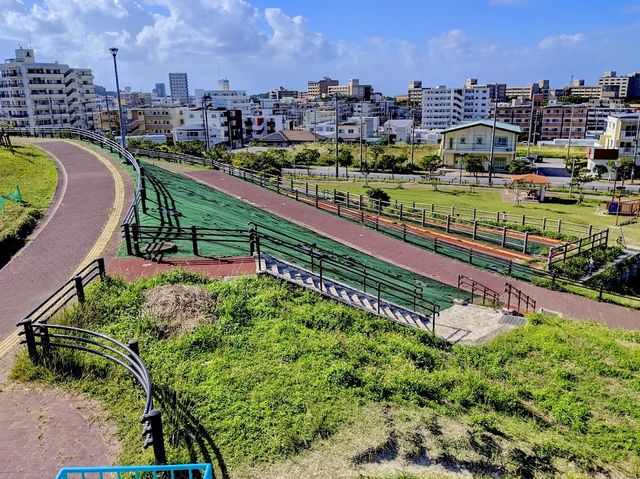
[{"left": 606, "top": 198, "right": 640, "bottom": 216}]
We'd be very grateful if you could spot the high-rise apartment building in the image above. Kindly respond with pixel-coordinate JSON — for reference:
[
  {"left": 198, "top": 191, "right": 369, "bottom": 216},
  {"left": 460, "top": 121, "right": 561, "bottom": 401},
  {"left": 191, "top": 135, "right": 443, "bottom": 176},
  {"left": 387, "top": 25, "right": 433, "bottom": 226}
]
[
  {"left": 153, "top": 83, "right": 166, "bottom": 98},
  {"left": 0, "top": 47, "right": 96, "bottom": 129},
  {"left": 598, "top": 71, "right": 640, "bottom": 99},
  {"left": 421, "top": 83, "right": 491, "bottom": 129},
  {"left": 169, "top": 72, "right": 189, "bottom": 105},
  {"left": 307, "top": 77, "right": 339, "bottom": 99},
  {"left": 421, "top": 86, "right": 463, "bottom": 129}
]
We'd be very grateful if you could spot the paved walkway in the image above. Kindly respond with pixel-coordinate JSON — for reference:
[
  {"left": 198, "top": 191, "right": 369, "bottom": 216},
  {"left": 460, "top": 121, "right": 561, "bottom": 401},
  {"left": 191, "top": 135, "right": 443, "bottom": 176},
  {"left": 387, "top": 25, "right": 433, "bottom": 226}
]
[
  {"left": 0, "top": 139, "right": 128, "bottom": 475},
  {"left": 0, "top": 141, "right": 118, "bottom": 338},
  {"left": 186, "top": 170, "right": 640, "bottom": 330},
  {"left": 109, "top": 256, "right": 256, "bottom": 281}
]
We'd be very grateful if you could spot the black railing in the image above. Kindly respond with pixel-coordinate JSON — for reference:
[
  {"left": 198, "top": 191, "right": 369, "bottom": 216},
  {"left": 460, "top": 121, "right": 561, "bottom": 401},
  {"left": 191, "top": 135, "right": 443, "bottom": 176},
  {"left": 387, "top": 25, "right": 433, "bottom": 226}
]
[
  {"left": 457, "top": 275, "right": 501, "bottom": 308},
  {"left": 15, "top": 257, "right": 167, "bottom": 464},
  {"left": 504, "top": 283, "right": 536, "bottom": 314}
]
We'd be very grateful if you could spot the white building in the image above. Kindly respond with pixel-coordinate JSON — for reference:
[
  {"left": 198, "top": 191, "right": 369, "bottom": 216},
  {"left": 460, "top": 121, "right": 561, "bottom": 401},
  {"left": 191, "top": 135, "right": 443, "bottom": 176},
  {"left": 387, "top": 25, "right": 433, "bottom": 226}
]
[
  {"left": 0, "top": 47, "right": 96, "bottom": 129},
  {"left": 179, "top": 108, "right": 232, "bottom": 146},
  {"left": 421, "top": 86, "right": 463, "bottom": 129},
  {"left": 194, "top": 87, "right": 252, "bottom": 115},
  {"left": 383, "top": 119, "right": 413, "bottom": 143},
  {"left": 462, "top": 85, "right": 490, "bottom": 122},
  {"left": 421, "top": 84, "right": 491, "bottom": 130},
  {"left": 169, "top": 72, "right": 189, "bottom": 105},
  {"left": 243, "top": 114, "right": 285, "bottom": 141}
]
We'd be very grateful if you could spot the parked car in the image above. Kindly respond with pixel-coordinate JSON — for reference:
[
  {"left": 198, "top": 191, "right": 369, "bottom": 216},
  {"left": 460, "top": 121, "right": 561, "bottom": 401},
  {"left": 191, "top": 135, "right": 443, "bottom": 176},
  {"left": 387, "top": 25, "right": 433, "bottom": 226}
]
[{"left": 527, "top": 154, "right": 543, "bottom": 163}]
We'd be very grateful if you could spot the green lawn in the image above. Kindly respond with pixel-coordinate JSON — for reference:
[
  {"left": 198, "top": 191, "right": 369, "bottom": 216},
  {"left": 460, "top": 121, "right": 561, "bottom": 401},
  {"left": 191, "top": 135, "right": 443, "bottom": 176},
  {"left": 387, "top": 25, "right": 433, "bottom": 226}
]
[
  {"left": 12, "top": 271, "right": 640, "bottom": 478},
  {"left": 304, "top": 180, "right": 640, "bottom": 247},
  {"left": 0, "top": 144, "right": 58, "bottom": 265}
]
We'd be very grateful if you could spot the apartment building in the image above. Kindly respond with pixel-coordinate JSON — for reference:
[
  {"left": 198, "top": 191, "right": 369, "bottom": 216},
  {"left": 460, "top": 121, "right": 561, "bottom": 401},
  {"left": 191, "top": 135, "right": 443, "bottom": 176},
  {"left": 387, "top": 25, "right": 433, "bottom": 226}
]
[
  {"left": 327, "top": 78, "right": 372, "bottom": 100},
  {"left": 495, "top": 103, "right": 538, "bottom": 140},
  {"left": 64, "top": 67, "right": 97, "bottom": 130},
  {"left": 599, "top": 71, "right": 640, "bottom": 99},
  {"left": 176, "top": 107, "right": 243, "bottom": 148},
  {"left": 462, "top": 85, "right": 490, "bottom": 122},
  {"left": 421, "top": 86, "right": 463, "bottom": 129},
  {"left": 243, "top": 114, "right": 285, "bottom": 141},
  {"left": 421, "top": 84, "right": 489, "bottom": 129},
  {"left": 598, "top": 114, "right": 640, "bottom": 161},
  {"left": 307, "top": 77, "right": 339, "bottom": 99},
  {"left": 0, "top": 47, "right": 96, "bottom": 129},
  {"left": 464, "top": 78, "right": 507, "bottom": 102},
  {"left": 268, "top": 87, "right": 298, "bottom": 100},
  {"left": 540, "top": 105, "right": 588, "bottom": 141},
  {"left": 408, "top": 80, "right": 422, "bottom": 106},
  {"left": 302, "top": 108, "right": 337, "bottom": 131},
  {"left": 195, "top": 86, "right": 252, "bottom": 115},
  {"left": 506, "top": 80, "right": 550, "bottom": 100},
  {"left": 152, "top": 83, "right": 166, "bottom": 98},
  {"left": 169, "top": 72, "right": 189, "bottom": 105}
]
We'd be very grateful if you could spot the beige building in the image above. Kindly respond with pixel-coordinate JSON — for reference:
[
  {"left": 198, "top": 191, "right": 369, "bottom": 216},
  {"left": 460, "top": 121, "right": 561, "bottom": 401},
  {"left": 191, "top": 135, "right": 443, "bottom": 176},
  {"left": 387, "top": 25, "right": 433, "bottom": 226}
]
[
  {"left": 439, "top": 120, "right": 520, "bottom": 170},
  {"left": 598, "top": 114, "right": 640, "bottom": 162}
]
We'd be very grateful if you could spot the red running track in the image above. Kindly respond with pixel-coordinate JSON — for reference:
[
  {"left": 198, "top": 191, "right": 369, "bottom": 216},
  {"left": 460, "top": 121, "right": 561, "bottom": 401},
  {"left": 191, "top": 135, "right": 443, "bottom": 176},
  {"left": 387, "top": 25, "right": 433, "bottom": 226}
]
[{"left": 186, "top": 169, "right": 640, "bottom": 330}]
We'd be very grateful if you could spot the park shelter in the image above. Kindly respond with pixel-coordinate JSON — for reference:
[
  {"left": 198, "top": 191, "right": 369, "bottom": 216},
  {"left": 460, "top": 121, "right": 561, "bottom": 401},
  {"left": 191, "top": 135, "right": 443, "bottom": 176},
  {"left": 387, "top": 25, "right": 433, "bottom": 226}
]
[{"left": 510, "top": 173, "right": 551, "bottom": 202}]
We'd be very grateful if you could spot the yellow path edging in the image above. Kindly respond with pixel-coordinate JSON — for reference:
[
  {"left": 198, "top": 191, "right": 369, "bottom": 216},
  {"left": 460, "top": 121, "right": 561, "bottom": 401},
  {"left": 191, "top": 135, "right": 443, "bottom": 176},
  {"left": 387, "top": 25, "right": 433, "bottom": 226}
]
[{"left": 0, "top": 140, "right": 126, "bottom": 358}]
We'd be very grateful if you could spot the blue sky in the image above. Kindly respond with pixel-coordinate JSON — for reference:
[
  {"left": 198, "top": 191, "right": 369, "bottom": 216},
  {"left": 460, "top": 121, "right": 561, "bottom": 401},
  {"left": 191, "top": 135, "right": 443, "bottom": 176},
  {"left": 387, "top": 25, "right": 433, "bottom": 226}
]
[{"left": 1, "top": 0, "right": 639, "bottom": 95}]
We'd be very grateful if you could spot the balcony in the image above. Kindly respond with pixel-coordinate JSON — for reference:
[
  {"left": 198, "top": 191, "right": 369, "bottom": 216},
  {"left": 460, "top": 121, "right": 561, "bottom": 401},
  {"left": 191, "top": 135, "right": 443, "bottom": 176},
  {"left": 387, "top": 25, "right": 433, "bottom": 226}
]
[{"left": 443, "top": 144, "right": 515, "bottom": 153}]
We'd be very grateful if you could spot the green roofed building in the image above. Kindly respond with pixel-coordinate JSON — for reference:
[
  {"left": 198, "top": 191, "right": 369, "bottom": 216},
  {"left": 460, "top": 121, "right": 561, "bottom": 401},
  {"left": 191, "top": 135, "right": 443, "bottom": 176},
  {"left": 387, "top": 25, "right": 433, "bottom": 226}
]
[{"left": 439, "top": 120, "right": 521, "bottom": 171}]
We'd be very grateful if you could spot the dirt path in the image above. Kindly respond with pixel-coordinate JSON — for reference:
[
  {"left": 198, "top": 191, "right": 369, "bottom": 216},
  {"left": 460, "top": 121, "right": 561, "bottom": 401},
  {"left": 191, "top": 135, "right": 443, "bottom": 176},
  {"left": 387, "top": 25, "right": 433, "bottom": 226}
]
[{"left": 185, "top": 169, "right": 639, "bottom": 329}]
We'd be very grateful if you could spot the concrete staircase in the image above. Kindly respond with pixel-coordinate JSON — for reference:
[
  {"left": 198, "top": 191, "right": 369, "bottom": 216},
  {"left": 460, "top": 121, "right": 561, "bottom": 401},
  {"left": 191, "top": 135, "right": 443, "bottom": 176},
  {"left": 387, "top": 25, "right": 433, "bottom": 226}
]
[{"left": 256, "top": 253, "right": 435, "bottom": 331}]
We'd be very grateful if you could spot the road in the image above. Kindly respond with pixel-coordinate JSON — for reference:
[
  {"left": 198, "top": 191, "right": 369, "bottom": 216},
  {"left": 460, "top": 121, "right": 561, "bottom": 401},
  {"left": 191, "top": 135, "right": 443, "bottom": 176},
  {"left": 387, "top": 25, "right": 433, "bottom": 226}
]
[{"left": 284, "top": 158, "right": 640, "bottom": 193}]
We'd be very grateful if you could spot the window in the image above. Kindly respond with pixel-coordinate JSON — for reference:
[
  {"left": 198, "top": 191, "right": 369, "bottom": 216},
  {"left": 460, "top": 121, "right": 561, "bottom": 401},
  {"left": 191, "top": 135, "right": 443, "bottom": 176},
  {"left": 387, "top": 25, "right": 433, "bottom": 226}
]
[
  {"left": 459, "top": 136, "right": 466, "bottom": 144},
  {"left": 494, "top": 157, "right": 507, "bottom": 169},
  {"left": 495, "top": 136, "right": 507, "bottom": 147},
  {"left": 448, "top": 137, "right": 453, "bottom": 148},
  {"left": 476, "top": 136, "right": 483, "bottom": 144}
]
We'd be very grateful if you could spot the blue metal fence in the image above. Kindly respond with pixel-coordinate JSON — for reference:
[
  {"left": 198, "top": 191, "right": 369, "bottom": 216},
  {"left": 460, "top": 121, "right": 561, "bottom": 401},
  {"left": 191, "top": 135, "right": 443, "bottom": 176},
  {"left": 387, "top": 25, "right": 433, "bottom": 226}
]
[{"left": 56, "top": 463, "right": 213, "bottom": 479}]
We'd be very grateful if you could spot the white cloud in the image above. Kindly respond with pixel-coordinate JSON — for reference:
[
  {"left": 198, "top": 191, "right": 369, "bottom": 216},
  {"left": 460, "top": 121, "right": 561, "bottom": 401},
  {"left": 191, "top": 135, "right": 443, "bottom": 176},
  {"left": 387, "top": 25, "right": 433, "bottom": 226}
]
[{"left": 538, "top": 33, "right": 585, "bottom": 49}]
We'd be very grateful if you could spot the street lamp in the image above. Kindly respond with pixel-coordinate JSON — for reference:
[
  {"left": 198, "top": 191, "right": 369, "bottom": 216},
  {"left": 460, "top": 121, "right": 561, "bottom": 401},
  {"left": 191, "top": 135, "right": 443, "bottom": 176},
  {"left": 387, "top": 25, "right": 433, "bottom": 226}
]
[
  {"left": 109, "top": 47, "right": 127, "bottom": 154},
  {"left": 201, "top": 94, "right": 212, "bottom": 150},
  {"left": 488, "top": 83, "right": 498, "bottom": 186}
]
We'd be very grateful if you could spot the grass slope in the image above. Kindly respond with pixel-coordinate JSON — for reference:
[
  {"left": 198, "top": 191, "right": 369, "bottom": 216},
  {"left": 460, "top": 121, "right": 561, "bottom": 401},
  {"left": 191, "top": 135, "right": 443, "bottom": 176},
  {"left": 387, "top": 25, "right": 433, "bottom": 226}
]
[
  {"left": 12, "top": 271, "right": 640, "bottom": 478},
  {"left": 0, "top": 144, "right": 57, "bottom": 266}
]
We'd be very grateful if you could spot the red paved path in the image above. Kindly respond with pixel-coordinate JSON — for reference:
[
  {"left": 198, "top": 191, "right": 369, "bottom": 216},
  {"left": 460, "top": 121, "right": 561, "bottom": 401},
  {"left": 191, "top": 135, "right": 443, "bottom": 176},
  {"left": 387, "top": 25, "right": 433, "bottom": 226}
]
[
  {"left": 0, "top": 141, "right": 116, "bottom": 338},
  {"left": 187, "top": 170, "right": 640, "bottom": 330},
  {"left": 109, "top": 256, "right": 256, "bottom": 281}
]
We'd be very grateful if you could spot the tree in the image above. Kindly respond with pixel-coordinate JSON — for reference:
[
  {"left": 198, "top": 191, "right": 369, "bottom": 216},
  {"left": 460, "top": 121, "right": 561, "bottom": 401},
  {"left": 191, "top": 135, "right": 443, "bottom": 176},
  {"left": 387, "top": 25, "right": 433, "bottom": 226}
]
[
  {"left": 507, "top": 158, "right": 535, "bottom": 175},
  {"left": 462, "top": 154, "right": 485, "bottom": 181},
  {"left": 338, "top": 148, "right": 354, "bottom": 177},
  {"left": 592, "top": 164, "right": 608, "bottom": 180},
  {"left": 419, "top": 154, "right": 443, "bottom": 178},
  {"left": 366, "top": 187, "right": 390, "bottom": 208},
  {"left": 204, "top": 146, "right": 231, "bottom": 164},
  {"left": 369, "top": 145, "right": 384, "bottom": 171}
]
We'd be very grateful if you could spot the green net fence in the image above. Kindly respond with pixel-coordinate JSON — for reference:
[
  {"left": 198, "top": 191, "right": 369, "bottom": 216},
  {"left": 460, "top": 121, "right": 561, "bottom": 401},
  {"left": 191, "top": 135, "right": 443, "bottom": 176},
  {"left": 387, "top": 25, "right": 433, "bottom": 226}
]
[
  {"left": 131, "top": 163, "right": 461, "bottom": 311},
  {"left": 0, "top": 186, "right": 22, "bottom": 211}
]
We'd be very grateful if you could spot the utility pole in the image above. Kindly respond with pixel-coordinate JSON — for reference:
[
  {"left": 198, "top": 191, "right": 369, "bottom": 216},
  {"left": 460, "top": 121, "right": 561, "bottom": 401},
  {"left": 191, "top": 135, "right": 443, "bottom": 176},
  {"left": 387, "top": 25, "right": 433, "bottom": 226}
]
[
  {"left": 488, "top": 84, "right": 498, "bottom": 186},
  {"left": 359, "top": 99, "right": 363, "bottom": 171},
  {"left": 410, "top": 102, "right": 416, "bottom": 168},
  {"left": 567, "top": 105, "right": 575, "bottom": 193},
  {"left": 632, "top": 113, "right": 640, "bottom": 184},
  {"left": 526, "top": 100, "right": 535, "bottom": 156},
  {"left": 335, "top": 95, "right": 339, "bottom": 177}
]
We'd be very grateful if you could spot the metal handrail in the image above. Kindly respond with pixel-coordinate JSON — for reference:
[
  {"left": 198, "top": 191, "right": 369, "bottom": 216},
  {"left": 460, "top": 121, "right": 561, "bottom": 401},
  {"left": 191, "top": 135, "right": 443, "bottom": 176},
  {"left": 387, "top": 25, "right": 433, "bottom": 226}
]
[
  {"left": 457, "top": 275, "right": 501, "bottom": 307},
  {"left": 56, "top": 463, "right": 213, "bottom": 479}
]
